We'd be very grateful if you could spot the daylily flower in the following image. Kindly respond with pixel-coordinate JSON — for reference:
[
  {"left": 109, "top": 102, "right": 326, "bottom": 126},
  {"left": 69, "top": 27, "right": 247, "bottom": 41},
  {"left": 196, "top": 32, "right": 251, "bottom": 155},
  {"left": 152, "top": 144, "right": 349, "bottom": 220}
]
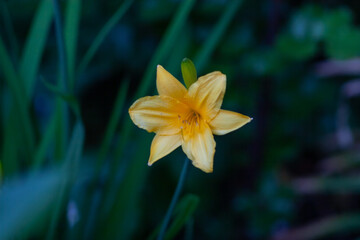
[{"left": 129, "top": 65, "right": 251, "bottom": 173}]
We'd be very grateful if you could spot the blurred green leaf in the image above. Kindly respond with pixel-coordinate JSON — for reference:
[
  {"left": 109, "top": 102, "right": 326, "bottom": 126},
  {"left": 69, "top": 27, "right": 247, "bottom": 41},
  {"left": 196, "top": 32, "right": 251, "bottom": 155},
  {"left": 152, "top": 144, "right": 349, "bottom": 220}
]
[
  {"left": 165, "top": 194, "right": 200, "bottom": 240},
  {"left": 321, "top": 7, "right": 360, "bottom": 59},
  {"left": 0, "top": 36, "right": 35, "bottom": 163},
  {"left": 324, "top": 26, "right": 360, "bottom": 59},
  {"left": 242, "top": 48, "right": 283, "bottom": 76},
  {"left": 33, "top": 114, "right": 58, "bottom": 170},
  {"left": 46, "top": 121, "right": 85, "bottom": 239},
  {"left": 289, "top": 4, "right": 325, "bottom": 41},
  {"left": 135, "top": 0, "right": 195, "bottom": 98},
  {"left": 0, "top": 169, "right": 63, "bottom": 239},
  {"left": 77, "top": 0, "right": 134, "bottom": 75},
  {"left": 194, "top": 0, "right": 243, "bottom": 72},
  {"left": 42, "top": 78, "right": 80, "bottom": 116},
  {"left": 64, "top": 0, "right": 82, "bottom": 91},
  {"left": 19, "top": 0, "right": 53, "bottom": 98},
  {"left": 97, "top": 79, "right": 129, "bottom": 168},
  {"left": 101, "top": 132, "right": 151, "bottom": 240},
  {"left": 148, "top": 194, "right": 200, "bottom": 240},
  {"left": 324, "top": 7, "right": 353, "bottom": 37},
  {"left": 0, "top": 0, "right": 19, "bottom": 62},
  {"left": 1, "top": 115, "right": 20, "bottom": 175},
  {"left": 276, "top": 33, "right": 317, "bottom": 61}
]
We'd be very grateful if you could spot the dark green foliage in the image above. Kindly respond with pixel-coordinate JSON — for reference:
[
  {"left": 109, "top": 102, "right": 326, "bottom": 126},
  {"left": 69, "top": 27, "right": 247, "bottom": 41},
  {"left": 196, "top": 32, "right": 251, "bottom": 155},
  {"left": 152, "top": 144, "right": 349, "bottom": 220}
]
[{"left": 1, "top": 0, "right": 360, "bottom": 239}]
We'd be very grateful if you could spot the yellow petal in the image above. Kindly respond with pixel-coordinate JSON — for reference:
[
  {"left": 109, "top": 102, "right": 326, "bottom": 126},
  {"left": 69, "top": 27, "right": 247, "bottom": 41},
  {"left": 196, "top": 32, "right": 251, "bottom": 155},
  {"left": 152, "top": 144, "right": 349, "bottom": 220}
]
[
  {"left": 210, "top": 110, "right": 252, "bottom": 135},
  {"left": 148, "top": 134, "right": 182, "bottom": 166},
  {"left": 187, "top": 71, "right": 226, "bottom": 120},
  {"left": 129, "top": 95, "right": 189, "bottom": 135},
  {"left": 181, "top": 121, "right": 215, "bottom": 173},
  {"left": 157, "top": 65, "right": 187, "bottom": 100}
]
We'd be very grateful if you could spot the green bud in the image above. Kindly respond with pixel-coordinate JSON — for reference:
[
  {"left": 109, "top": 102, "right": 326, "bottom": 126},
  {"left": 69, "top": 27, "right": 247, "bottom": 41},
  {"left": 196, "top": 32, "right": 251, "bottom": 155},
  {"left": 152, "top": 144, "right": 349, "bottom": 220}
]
[{"left": 181, "top": 58, "right": 197, "bottom": 88}]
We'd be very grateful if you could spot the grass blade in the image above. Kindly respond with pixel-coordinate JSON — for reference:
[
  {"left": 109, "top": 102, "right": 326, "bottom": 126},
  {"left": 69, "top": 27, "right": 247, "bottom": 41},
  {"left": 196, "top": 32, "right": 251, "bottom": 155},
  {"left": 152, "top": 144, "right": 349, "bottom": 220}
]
[
  {"left": 33, "top": 113, "right": 58, "bottom": 170},
  {"left": 1, "top": 114, "right": 19, "bottom": 176},
  {"left": 83, "top": 79, "right": 130, "bottom": 238},
  {"left": 19, "top": 0, "right": 53, "bottom": 98},
  {"left": 97, "top": 79, "right": 129, "bottom": 168},
  {"left": 77, "top": 0, "right": 134, "bottom": 75},
  {"left": 0, "top": 36, "right": 35, "bottom": 161},
  {"left": 0, "top": 0, "right": 19, "bottom": 64},
  {"left": 148, "top": 194, "right": 200, "bottom": 240},
  {"left": 134, "top": 0, "right": 195, "bottom": 99},
  {"left": 194, "top": 0, "right": 243, "bottom": 72},
  {"left": 64, "top": 0, "right": 82, "bottom": 91},
  {"left": 101, "top": 132, "right": 151, "bottom": 240},
  {"left": 52, "top": 0, "right": 68, "bottom": 92},
  {"left": 165, "top": 194, "right": 199, "bottom": 240},
  {"left": 46, "top": 121, "right": 85, "bottom": 240}
]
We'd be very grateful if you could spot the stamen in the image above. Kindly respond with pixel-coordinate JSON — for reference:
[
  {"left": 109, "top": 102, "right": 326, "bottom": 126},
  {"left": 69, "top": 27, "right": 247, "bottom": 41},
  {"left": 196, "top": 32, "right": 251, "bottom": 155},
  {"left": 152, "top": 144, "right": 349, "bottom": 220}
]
[{"left": 179, "top": 109, "right": 201, "bottom": 134}]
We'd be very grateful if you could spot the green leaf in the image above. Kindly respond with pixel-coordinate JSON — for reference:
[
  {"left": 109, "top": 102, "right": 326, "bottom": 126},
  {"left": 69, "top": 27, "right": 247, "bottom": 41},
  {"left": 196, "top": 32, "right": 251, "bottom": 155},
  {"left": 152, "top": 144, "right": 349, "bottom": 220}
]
[
  {"left": 0, "top": 36, "right": 35, "bottom": 162},
  {"left": 46, "top": 121, "right": 85, "bottom": 239},
  {"left": 324, "top": 7, "right": 353, "bottom": 38},
  {"left": 77, "top": 0, "right": 134, "bottom": 75},
  {"left": 19, "top": 0, "right": 53, "bottom": 98},
  {"left": 242, "top": 48, "right": 283, "bottom": 76},
  {"left": 321, "top": 7, "right": 360, "bottom": 59},
  {"left": 148, "top": 194, "right": 200, "bottom": 240},
  {"left": 181, "top": 58, "right": 197, "bottom": 88},
  {"left": 194, "top": 0, "right": 243, "bottom": 72},
  {"left": 33, "top": 114, "right": 58, "bottom": 170},
  {"left": 134, "top": 0, "right": 195, "bottom": 99},
  {"left": 0, "top": 0, "right": 20, "bottom": 63},
  {"left": 97, "top": 79, "right": 129, "bottom": 169},
  {"left": 276, "top": 33, "right": 317, "bottom": 61},
  {"left": 288, "top": 4, "right": 326, "bottom": 42},
  {"left": 42, "top": 78, "right": 80, "bottom": 116},
  {"left": 324, "top": 26, "right": 360, "bottom": 59},
  {"left": 165, "top": 194, "right": 200, "bottom": 240},
  {"left": 0, "top": 169, "right": 63, "bottom": 239},
  {"left": 64, "top": 0, "right": 82, "bottom": 91}
]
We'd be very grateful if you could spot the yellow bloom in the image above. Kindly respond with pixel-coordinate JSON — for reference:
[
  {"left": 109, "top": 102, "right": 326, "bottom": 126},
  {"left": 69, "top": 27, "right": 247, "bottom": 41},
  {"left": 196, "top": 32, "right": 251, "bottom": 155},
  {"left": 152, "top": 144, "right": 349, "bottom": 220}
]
[{"left": 129, "top": 65, "right": 252, "bottom": 173}]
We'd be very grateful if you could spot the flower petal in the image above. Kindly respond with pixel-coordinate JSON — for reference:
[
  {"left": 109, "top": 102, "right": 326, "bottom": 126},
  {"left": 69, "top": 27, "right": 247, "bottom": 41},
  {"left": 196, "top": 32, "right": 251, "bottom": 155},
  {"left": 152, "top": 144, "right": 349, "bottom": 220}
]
[
  {"left": 187, "top": 71, "right": 226, "bottom": 120},
  {"left": 129, "top": 95, "right": 189, "bottom": 135},
  {"left": 210, "top": 110, "right": 252, "bottom": 135},
  {"left": 148, "top": 134, "right": 182, "bottom": 166},
  {"left": 157, "top": 65, "right": 187, "bottom": 100},
  {"left": 181, "top": 121, "right": 215, "bottom": 173}
]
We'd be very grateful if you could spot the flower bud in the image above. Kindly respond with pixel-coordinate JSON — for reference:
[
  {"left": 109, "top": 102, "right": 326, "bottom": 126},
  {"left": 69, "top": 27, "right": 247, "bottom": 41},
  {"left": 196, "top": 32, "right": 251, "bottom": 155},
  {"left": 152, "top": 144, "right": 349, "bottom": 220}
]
[{"left": 181, "top": 58, "right": 197, "bottom": 88}]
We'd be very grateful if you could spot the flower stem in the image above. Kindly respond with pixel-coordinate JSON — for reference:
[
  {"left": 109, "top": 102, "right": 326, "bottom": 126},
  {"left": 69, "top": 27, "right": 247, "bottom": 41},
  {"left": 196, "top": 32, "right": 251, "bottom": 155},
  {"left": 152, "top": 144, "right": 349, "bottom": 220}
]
[{"left": 157, "top": 158, "right": 190, "bottom": 240}]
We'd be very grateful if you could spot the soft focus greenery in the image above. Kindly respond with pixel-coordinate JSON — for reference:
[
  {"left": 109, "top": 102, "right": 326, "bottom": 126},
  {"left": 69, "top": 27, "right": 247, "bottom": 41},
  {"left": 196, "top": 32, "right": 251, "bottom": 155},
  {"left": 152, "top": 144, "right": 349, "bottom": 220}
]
[{"left": 1, "top": 0, "right": 360, "bottom": 239}]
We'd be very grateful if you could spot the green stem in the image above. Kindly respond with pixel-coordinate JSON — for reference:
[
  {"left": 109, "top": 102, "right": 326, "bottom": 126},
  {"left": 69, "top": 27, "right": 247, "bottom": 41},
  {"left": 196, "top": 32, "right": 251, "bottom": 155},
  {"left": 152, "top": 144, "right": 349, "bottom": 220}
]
[{"left": 157, "top": 158, "right": 190, "bottom": 240}]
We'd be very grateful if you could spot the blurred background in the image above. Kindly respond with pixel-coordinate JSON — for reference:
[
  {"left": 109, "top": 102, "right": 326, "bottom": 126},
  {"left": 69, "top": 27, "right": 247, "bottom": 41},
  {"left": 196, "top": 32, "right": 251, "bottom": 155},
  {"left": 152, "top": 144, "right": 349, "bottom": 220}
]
[{"left": 1, "top": 0, "right": 360, "bottom": 239}]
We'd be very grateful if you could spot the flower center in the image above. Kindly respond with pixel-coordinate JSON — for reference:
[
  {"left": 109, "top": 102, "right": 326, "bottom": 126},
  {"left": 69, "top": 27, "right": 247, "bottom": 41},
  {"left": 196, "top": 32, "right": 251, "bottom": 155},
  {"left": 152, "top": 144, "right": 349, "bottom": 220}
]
[{"left": 178, "top": 110, "right": 201, "bottom": 139}]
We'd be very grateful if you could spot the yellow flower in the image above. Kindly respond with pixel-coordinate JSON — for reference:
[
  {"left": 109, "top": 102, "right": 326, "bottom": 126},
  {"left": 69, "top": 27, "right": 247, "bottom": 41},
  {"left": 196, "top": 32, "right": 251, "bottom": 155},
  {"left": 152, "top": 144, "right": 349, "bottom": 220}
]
[{"left": 129, "top": 65, "right": 252, "bottom": 173}]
